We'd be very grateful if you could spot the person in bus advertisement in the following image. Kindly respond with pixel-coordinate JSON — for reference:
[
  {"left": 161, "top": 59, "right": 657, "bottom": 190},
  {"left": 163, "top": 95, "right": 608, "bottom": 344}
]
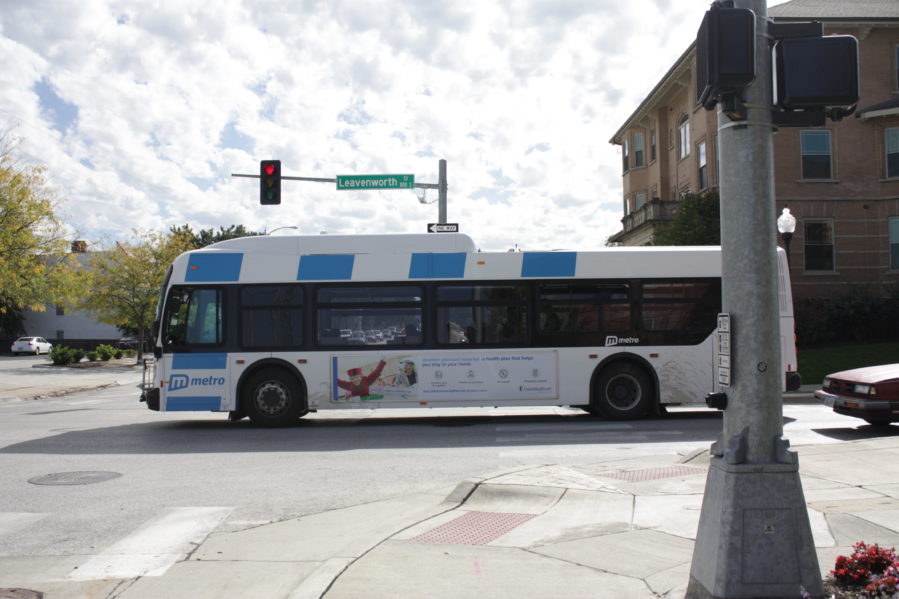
[{"left": 334, "top": 356, "right": 419, "bottom": 401}]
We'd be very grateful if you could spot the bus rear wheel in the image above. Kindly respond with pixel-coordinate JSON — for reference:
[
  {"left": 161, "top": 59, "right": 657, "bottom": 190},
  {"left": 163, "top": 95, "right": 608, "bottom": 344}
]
[
  {"left": 592, "top": 363, "right": 653, "bottom": 420},
  {"left": 242, "top": 368, "right": 305, "bottom": 427}
]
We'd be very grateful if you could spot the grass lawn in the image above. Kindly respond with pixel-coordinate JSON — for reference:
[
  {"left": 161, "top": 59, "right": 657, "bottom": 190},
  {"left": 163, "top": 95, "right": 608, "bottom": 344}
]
[{"left": 798, "top": 341, "right": 899, "bottom": 386}]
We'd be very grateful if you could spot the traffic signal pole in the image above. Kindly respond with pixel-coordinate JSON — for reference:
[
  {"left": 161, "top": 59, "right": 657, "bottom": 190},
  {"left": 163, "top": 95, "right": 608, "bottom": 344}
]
[
  {"left": 686, "top": 2, "right": 822, "bottom": 598},
  {"left": 234, "top": 158, "right": 449, "bottom": 224}
]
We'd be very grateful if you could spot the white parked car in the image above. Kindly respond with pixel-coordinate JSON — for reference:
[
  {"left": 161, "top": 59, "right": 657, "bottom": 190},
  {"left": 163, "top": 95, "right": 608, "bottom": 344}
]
[{"left": 11, "top": 336, "right": 53, "bottom": 355}]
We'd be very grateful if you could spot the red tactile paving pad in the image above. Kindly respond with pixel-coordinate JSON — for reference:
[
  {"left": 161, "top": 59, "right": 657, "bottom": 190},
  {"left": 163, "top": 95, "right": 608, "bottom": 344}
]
[
  {"left": 410, "top": 511, "right": 536, "bottom": 546},
  {"left": 596, "top": 465, "right": 705, "bottom": 483}
]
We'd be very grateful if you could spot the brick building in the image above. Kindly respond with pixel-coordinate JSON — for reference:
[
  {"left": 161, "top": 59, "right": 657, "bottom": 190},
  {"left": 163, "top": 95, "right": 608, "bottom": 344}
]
[{"left": 609, "top": 0, "right": 899, "bottom": 299}]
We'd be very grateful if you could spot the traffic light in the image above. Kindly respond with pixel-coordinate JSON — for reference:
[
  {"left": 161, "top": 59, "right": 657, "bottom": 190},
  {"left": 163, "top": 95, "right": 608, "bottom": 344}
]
[
  {"left": 260, "top": 160, "right": 281, "bottom": 205},
  {"left": 695, "top": 4, "right": 756, "bottom": 111},
  {"left": 774, "top": 36, "right": 859, "bottom": 111}
]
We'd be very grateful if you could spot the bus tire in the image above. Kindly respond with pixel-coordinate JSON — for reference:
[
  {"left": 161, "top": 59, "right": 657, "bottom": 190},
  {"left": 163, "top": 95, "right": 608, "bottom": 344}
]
[
  {"left": 241, "top": 368, "right": 305, "bottom": 427},
  {"left": 592, "top": 362, "right": 653, "bottom": 420}
]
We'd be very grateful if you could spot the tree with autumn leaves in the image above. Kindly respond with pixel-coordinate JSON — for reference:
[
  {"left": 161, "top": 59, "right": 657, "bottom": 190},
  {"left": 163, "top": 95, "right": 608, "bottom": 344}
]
[
  {"left": 2, "top": 130, "right": 262, "bottom": 358},
  {"left": 0, "top": 133, "right": 79, "bottom": 338},
  {"left": 77, "top": 230, "right": 193, "bottom": 360}
]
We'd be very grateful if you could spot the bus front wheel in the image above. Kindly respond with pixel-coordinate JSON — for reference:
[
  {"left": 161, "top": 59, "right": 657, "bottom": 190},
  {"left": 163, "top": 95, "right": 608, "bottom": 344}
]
[
  {"left": 592, "top": 363, "right": 653, "bottom": 420},
  {"left": 242, "top": 368, "right": 305, "bottom": 427}
]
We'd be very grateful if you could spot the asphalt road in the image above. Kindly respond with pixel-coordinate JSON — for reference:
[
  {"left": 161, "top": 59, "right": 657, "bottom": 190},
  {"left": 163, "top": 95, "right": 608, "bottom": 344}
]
[{"left": 0, "top": 357, "right": 889, "bottom": 565}]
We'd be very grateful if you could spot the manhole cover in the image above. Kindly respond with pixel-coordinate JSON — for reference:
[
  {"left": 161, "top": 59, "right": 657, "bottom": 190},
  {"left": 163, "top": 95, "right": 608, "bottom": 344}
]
[
  {"left": 0, "top": 589, "right": 43, "bottom": 599},
  {"left": 28, "top": 471, "right": 122, "bottom": 486}
]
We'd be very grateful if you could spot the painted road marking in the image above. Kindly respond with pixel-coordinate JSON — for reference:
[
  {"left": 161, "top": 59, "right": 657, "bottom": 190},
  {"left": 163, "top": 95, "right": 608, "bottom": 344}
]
[{"left": 68, "top": 506, "right": 232, "bottom": 580}]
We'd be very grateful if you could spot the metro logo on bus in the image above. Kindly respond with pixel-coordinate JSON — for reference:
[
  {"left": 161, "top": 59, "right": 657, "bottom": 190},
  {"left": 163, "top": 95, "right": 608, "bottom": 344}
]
[
  {"left": 605, "top": 336, "right": 640, "bottom": 346},
  {"left": 168, "top": 374, "right": 226, "bottom": 391}
]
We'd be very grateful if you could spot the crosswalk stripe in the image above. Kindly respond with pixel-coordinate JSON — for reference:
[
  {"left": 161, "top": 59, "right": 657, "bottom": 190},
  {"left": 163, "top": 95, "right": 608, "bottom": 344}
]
[
  {"left": 68, "top": 506, "right": 232, "bottom": 580},
  {"left": 0, "top": 512, "right": 49, "bottom": 538}
]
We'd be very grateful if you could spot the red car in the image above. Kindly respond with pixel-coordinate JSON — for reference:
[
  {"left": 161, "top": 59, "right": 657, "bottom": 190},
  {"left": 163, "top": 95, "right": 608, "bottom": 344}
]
[{"left": 815, "top": 363, "right": 899, "bottom": 426}]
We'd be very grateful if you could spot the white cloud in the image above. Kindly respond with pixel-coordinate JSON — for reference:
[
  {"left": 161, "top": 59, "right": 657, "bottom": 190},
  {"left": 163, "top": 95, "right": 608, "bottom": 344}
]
[{"left": 0, "top": 0, "right": 717, "bottom": 251}]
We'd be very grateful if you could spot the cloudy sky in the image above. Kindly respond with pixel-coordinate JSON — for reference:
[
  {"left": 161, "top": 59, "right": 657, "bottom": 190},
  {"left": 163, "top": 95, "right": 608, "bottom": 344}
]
[{"left": 0, "top": 1, "right": 784, "bottom": 252}]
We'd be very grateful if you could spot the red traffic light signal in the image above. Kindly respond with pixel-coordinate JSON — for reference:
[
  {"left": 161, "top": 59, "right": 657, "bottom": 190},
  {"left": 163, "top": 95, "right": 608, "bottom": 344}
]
[{"left": 260, "top": 160, "right": 281, "bottom": 205}]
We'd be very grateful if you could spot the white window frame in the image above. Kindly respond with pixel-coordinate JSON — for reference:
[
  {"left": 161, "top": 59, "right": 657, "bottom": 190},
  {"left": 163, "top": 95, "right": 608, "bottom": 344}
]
[
  {"left": 634, "top": 133, "right": 645, "bottom": 168},
  {"left": 804, "top": 218, "right": 835, "bottom": 272},
  {"left": 886, "top": 127, "right": 899, "bottom": 179},
  {"left": 678, "top": 118, "right": 690, "bottom": 160},
  {"left": 697, "top": 140, "right": 708, "bottom": 190},
  {"left": 800, "top": 130, "right": 832, "bottom": 180}
]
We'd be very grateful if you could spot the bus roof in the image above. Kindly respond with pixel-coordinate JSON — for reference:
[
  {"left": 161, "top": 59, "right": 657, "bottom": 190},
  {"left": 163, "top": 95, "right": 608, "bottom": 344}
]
[
  {"left": 171, "top": 234, "right": 725, "bottom": 284},
  {"left": 207, "top": 233, "right": 477, "bottom": 254}
]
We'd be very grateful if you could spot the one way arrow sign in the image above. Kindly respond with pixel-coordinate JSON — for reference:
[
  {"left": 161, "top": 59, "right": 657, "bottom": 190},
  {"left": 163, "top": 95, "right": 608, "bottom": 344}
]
[{"left": 428, "top": 223, "right": 459, "bottom": 233}]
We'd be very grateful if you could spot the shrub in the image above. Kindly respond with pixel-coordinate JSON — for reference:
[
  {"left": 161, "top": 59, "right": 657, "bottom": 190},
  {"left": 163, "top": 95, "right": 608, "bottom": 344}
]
[
  {"left": 86, "top": 351, "right": 98, "bottom": 362},
  {"left": 113, "top": 349, "right": 124, "bottom": 359},
  {"left": 95, "top": 343, "right": 116, "bottom": 361},
  {"left": 49, "top": 345, "right": 78, "bottom": 365},
  {"left": 796, "top": 288, "right": 899, "bottom": 347}
]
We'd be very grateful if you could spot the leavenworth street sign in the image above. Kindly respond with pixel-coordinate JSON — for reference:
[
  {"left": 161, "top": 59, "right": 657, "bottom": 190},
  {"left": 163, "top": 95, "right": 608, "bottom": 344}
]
[{"left": 336, "top": 174, "right": 415, "bottom": 190}]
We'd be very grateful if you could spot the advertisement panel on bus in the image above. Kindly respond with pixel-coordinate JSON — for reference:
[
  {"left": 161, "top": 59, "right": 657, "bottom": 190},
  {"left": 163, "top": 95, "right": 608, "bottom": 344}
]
[{"left": 331, "top": 351, "right": 559, "bottom": 403}]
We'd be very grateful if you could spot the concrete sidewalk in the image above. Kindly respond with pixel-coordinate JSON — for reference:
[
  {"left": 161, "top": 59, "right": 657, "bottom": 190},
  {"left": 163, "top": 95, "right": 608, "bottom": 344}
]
[
  {"left": 116, "top": 437, "right": 899, "bottom": 599},
  {"left": 0, "top": 358, "right": 143, "bottom": 401}
]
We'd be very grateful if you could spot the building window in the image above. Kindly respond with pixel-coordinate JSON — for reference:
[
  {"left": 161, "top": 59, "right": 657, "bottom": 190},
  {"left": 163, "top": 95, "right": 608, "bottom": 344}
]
[
  {"left": 635, "top": 192, "right": 646, "bottom": 211},
  {"left": 650, "top": 129, "right": 656, "bottom": 163},
  {"left": 678, "top": 117, "right": 690, "bottom": 160},
  {"left": 622, "top": 138, "right": 629, "bottom": 172},
  {"left": 634, "top": 133, "right": 645, "bottom": 167},
  {"left": 887, "top": 128, "right": 899, "bottom": 179},
  {"left": 800, "top": 130, "right": 832, "bottom": 179},
  {"left": 891, "top": 218, "right": 899, "bottom": 271},
  {"left": 804, "top": 219, "right": 835, "bottom": 271},
  {"left": 896, "top": 45, "right": 899, "bottom": 90},
  {"left": 55, "top": 305, "right": 65, "bottom": 316},
  {"left": 697, "top": 141, "right": 708, "bottom": 190}
]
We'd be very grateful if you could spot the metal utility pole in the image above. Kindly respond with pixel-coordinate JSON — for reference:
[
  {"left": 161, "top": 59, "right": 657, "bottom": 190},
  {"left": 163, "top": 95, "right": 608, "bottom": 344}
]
[
  {"left": 438, "top": 158, "right": 447, "bottom": 223},
  {"left": 686, "top": 1, "right": 822, "bottom": 597}
]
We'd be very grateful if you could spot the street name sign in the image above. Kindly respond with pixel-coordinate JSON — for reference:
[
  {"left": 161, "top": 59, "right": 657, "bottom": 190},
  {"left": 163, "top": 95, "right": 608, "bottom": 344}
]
[
  {"left": 336, "top": 174, "right": 414, "bottom": 190},
  {"left": 428, "top": 223, "right": 459, "bottom": 233}
]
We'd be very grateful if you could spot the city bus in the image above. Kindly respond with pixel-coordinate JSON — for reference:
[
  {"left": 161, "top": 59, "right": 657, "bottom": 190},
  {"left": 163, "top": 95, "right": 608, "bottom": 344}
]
[{"left": 140, "top": 233, "right": 800, "bottom": 426}]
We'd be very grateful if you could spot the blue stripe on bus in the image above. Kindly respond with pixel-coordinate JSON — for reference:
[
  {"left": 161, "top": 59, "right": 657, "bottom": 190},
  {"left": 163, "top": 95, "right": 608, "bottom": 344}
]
[
  {"left": 172, "top": 353, "right": 228, "bottom": 370},
  {"left": 185, "top": 253, "right": 243, "bottom": 282},
  {"left": 521, "top": 252, "right": 577, "bottom": 277},
  {"left": 409, "top": 253, "right": 466, "bottom": 279},
  {"left": 297, "top": 255, "right": 355, "bottom": 280},
  {"left": 166, "top": 396, "right": 222, "bottom": 411}
]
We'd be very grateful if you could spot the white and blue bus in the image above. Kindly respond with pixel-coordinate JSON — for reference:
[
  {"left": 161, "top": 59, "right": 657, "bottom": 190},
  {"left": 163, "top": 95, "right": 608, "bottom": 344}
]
[{"left": 141, "top": 234, "right": 800, "bottom": 426}]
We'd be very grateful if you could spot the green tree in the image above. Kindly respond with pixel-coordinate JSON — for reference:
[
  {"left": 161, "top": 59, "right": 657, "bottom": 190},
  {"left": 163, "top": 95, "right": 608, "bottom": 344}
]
[
  {"left": 169, "top": 223, "right": 262, "bottom": 249},
  {"left": 0, "top": 131, "right": 78, "bottom": 338},
  {"left": 653, "top": 190, "right": 721, "bottom": 246},
  {"left": 79, "top": 230, "right": 192, "bottom": 360}
]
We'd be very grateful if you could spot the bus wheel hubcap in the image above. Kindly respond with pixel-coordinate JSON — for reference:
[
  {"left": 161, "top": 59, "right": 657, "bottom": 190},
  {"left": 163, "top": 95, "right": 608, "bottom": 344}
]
[
  {"left": 607, "top": 375, "right": 640, "bottom": 411},
  {"left": 256, "top": 382, "right": 288, "bottom": 416}
]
